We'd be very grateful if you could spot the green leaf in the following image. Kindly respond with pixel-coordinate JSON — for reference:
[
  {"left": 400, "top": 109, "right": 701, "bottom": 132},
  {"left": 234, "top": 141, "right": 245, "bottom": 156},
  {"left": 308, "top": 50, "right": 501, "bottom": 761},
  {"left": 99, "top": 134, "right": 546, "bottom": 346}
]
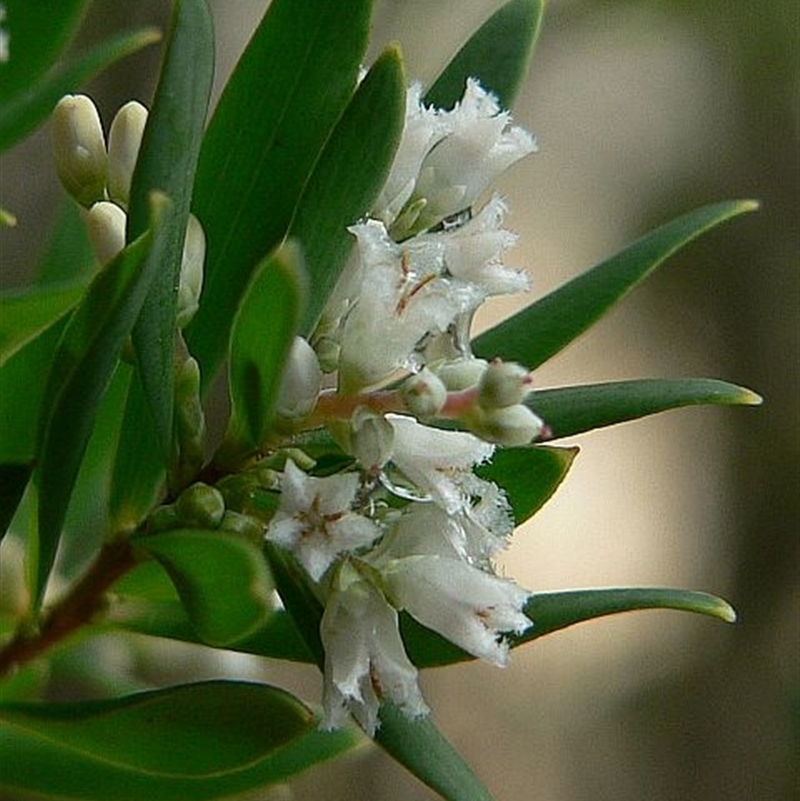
[
  {"left": 35, "top": 200, "right": 96, "bottom": 285},
  {"left": 133, "top": 528, "right": 274, "bottom": 647},
  {"left": 0, "top": 681, "right": 356, "bottom": 801},
  {"left": 127, "top": 0, "right": 213, "bottom": 464},
  {"left": 425, "top": 0, "right": 544, "bottom": 111},
  {"left": 226, "top": 242, "right": 306, "bottom": 455},
  {"left": 34, "top": 196, "right": 167, "bottom": 608},
  {"left": 476, "top": 444, "right": 578, "bottom": 524},
  {"left": 473, "top": 200, "right": 760, "bottom": 368},
  {"left": 528, "top": 378, "right": 762, "bottom": 440},
  {"left": 291, "top": 45, "right": 406, "bottom": 335},
  {"left": 376, "top": 704, "right": 496, "bottom": 801},
  {"left": 0, "top": 281, "right": 86, "bottom": 368},
  {"left": 187, "top": 0, "right": 373, "bottom": 386},
  {"left": 0, "top": 26, "right": 161, "bottom": 152},
  {"left": 0, "top": 463, "right": 31, "bottom": 541}
]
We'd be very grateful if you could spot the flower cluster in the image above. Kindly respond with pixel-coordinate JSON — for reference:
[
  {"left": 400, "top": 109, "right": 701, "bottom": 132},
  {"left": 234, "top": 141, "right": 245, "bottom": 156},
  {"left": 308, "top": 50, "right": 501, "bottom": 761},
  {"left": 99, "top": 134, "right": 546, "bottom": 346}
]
[{"left": 265, "top": 79, "right": 543, "bottom": 734}]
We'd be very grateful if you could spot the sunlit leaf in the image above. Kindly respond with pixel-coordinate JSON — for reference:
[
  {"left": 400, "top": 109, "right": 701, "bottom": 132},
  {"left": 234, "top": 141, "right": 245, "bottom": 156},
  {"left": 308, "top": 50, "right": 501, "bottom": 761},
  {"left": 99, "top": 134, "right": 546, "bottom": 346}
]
[
  {"left": 187, "top": 0, "right": 373, "bottom": 386},
  {"left": 425, "top": 0, "right": 543, "bottom": 111},
  {"left": 473, "top": 200, "right": 759, "bottom": 368}
]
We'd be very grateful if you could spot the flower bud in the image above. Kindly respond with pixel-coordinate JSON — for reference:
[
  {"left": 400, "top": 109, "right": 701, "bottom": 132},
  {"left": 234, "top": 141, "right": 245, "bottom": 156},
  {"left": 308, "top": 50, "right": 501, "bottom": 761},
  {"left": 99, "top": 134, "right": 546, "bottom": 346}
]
[
  {"left": 477, "top": 359, "right": 532, "bottom": 409},
  {"left": 174, "top": 482, "right": 226, "bottom": 529},
  {"left": 173, "top": 354, "right": 206, "bottom": 486},
  {"left": 400, "top": 368, "right": 447, "bottom": 418},
  {"left": 147, "top": 503, "right": 181, "bottom": 533},
  {"left": 313, "top": 335, "right": 340, "bottom": 373},
  {"left": 432, "top": 358, "right": 487, "bottom": 391},
  {"left": 350, "top": 407, "right": 394, "bottom": 472},
  {"left": 52, "top": 94, "right": 108, "bottom": 207},
  {"left": 86, "top": 201, "right": 126, "bottom": 265},
  {"left": 468, "top": 404, "right": 544, "bottom": 447},
  {"left": 219, "top": 510, "right": 264, "bottom": 541},
  {"left": 276, "top": 337, "right": 322, "bottom": 418},
  {"left": 107, "top": 100, "right": 148, "bottom": 206},
  {"left": 176, "top": 214, "right": 206, "bottom": 328}
]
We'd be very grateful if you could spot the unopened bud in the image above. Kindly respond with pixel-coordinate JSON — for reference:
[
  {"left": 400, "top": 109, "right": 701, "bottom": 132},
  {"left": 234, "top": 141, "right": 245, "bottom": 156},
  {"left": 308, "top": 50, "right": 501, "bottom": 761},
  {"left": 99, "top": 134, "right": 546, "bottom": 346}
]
[
  {"left": 401, "top": 368, "right": 447, "bottom": 418},
  {"left": 469, "top": 404, "right": 544, "bottom": 447},
  {"left": 314, "top": 335, "right": 340, "bottom": 373},
  {"left": 477, "top": 359, "right": 532, "bottom": 409},
  {"left": 176, "top": 214, "right": 206, "bottom": 328},
  {"left": 350, "top": 407, "right": 394, "bottom": 472},
  {"left": 86, "top": 201, "right": 126, "bottom": 265},
  {"left": 432, "top": 358, "right": 487, "bottom": 391},
  {"left": 107, "top": 100, "right": 148, "bottom": 206},
  {"left": 276, "top": 337, "right": 322, "bottom": 418},
  {"left": 147, "top": 503, "right": 180, "bottom": 533},
  {"left": 173, "top": 354, "right": 206, "bottom": 485},
  {"left": 52, "top": 94, "right": 108, "bottom": 207},
  {"left": 219, "top": 510, "right": 264, "bottom": 541},
  {"left": 174, "top": 482, "right": 225, "bottom": 529}
]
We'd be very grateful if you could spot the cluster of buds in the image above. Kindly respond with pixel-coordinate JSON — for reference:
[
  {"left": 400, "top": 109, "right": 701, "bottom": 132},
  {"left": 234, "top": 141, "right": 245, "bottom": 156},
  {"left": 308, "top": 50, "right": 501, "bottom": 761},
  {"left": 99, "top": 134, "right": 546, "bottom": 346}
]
[{"left": 51, "top": 95, "right": 204, "bottom": 328}]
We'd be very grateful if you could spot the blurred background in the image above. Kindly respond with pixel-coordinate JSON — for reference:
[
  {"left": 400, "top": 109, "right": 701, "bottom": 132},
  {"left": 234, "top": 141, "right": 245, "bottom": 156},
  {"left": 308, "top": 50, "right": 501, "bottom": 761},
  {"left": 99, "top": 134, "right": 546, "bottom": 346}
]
[{"left": 1, "top": 1, "right": 797, "bottom": 799}]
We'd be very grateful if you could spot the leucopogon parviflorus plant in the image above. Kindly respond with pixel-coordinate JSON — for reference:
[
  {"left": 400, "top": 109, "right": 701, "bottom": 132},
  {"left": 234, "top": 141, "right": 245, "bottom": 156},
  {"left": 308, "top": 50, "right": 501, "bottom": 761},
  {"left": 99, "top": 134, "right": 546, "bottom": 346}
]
[{"left": 0, "top": 1, "right": 761, "bottom": 799}]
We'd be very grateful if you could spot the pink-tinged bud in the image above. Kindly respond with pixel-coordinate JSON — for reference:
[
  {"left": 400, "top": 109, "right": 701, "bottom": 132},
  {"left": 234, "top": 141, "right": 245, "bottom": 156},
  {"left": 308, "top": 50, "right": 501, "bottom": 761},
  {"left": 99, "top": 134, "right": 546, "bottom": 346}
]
[
  {"left": 432, "top": 358, "right": 488, "bottom": 391},
  {"left": 52, "top": 94, "right": 108, "bottom": 207},
  {"left": 477, "top": 359, "right": 533, "bottom": 409},
  {"left": 86, "top": 201, "right": 126, "bottom": 265},
  {"left": 401, "top": 368, "right": 447, "bottom": 418},
  {"left": 107, "top": 100, "right": 148, "bottom": 206},
  {"left": 468, "top": 404, "right": 545, "bottom": 447}
]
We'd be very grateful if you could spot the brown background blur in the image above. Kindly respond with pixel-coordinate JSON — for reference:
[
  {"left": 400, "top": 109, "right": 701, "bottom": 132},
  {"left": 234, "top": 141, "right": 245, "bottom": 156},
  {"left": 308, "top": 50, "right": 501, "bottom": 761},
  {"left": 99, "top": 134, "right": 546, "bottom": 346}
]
[{"left": 1, "top": 1, "right": 797, "bottom": 799}]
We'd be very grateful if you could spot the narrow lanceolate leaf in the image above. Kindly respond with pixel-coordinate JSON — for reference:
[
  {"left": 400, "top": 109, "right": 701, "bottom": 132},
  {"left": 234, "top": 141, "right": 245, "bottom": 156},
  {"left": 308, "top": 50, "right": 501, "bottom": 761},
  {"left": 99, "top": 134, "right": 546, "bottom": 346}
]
[
  {"left": 376, "top": 705, "right": 496, "bottom": 801},
  {"left": 0, "top": 27, "right": 161, "bottom": 152},
  {"left": 0, "top": 281, "right": 86, "bottom": 368},
  {"left": 34, "top": 196, "right": 167, "bottom": 608},
  {"left": 476, "top": 444, "right": 578, "bottom": 524},
  {"left": 473, "top": 200, "right": 759, "bottom": 368},
  {"left": 0, "top": 681, "right": 321, "bottom": 799},
  {"left": 127, "top": 0, "right": 213, "bottom": 463},
  {"left": 425, "top": 0, "right": 544, "bottom": 111},
  {"left": 133, "top": 529, "right": 273, "bottom": 647},
  {"left": 187, "top": 0, "right": 373, "bottom": 386},
  {"left": 291, "top": 45, "right": 406, "bottom": 335},
  {"left": 527, "top": 378, "right": 762, "bottom": 440},
  {"left": 226, "top": 242, "right": 306, "bottom": 455},
  {"left": 0, "top": 464, "right": 31, "bottom": 541}
]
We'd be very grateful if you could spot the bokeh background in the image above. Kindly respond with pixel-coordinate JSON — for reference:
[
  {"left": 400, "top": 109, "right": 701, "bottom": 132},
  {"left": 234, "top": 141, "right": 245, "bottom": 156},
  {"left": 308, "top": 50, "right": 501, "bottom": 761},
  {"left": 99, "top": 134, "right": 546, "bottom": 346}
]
[{"left": 1, "top": 1, "right": 797, "bottom": 799}]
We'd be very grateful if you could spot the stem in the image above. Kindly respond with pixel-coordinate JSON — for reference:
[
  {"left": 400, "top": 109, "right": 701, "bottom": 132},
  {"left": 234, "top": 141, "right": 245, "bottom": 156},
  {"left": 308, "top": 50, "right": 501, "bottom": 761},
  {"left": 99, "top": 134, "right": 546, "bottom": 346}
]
[{"left": 0, "top": 538, "right": 139, "bottom": 681}]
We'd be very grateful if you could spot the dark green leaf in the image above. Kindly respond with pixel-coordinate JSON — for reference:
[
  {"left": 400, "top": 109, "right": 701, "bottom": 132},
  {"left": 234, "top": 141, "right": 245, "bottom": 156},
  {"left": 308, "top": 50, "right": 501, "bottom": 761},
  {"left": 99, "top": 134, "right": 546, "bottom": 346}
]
[
  {"left": 35, "top": 200, "right": 96, "bottom": 285},
  {"left": 425, "top": 0, "right": 543, "bottom": 111},
  {"left": 0, "top": 281, "right": 86, "bottom": 367},
  {"left": 34, "top": 196, "right": 167, "bottom": 608},
  {"left": 133, "top": 528, "right": 273, "bottom": 647},
  {"left": 528, "top": 378, "right": 762, "bottom": 440},
  {"left": 476, "top": 444, "right": 577, "bottom": 524},
  {"left": 291, "top": 45, "right": 406, "bottom": 335},
  {"left": 226, "top": 242, "right": 305, "bottom": 455},
  {"left": 473, "top": 200, "right": 759, "bottom": 368},
  {"left": 0, "top": 463, "right": 31, "bottom": 541},
  {"left": 376, "top": 704, "right": 496, "bottom": 801},
  {"left": 0, "top": 27, "right": 161, "bottom": 152},
  {"left": 127, "top": 0, "right": 213, "bottom": 464},
  {"left": 187, "top": 0, "right": 373, "bottom": 386}
]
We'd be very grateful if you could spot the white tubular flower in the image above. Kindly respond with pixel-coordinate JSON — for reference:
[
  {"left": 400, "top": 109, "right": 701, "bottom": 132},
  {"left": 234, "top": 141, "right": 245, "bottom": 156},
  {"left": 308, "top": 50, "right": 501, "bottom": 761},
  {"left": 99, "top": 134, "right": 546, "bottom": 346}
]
[
  {"left": 382, "top": 554, "right": 531, "bottom": 667},
  {"left": 386, "top": 415, "right": 493, "bottom": 514},
  {"left": 107, "top": 100, "right": 148, "bottom": 206},
  {"left": 266, "top": 460, "right": 381, "bottom": 581},
  {"left": 412, "top": 79, "right": 537, "bottom": 230},
  {"left": 52, "top": 94, "right": 108, "bottom": 207},
  {"left": 276, "top": 337, "right": 322, "bottom": 419},
  {"left": 176, "top": 213, "right": 205, "bottom": 329},
  {"left": 86, "top": 201, "right": 126, "bottom": 265},
  {"left": 321, "top": 563, "right": 428, "bottom": 735}
]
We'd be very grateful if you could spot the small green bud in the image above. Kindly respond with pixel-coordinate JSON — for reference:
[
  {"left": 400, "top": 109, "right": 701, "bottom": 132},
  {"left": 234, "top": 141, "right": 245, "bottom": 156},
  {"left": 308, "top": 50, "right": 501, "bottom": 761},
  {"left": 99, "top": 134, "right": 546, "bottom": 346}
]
[
  {"left": 468, "top": 404, "right": 544, "bottom": 447},
  {"left": 86, "top": 201, "right": 126, "bottom": 265},
  {"left": 52, "top": 94, "right": 108, "bottom": 207},
  {"left": 218, "top": 510, "right": 264, "bottom": 541},
  {"left": 432, "top": 358, "right": 488, "bottom": 391},
  {"left": 401, "top": 368, "right": 447, "bottom": 418},
  {"left": 477, "top": 359, "right": 532, "bottom": 409},
  {"left": 174, "top": 482, "right": 225, "bottom": 529},
  {"left": 176, "top": 214, "right": 206, "bottom": 329},
  {"left": 147, "top": 503, "right": 180, "bottom": 533},
  {"left": 276, "top": 337, "right": 322, "bottom": 418},
  {"left": 350, "top": 407, "right": 394, "bottom": 472},
  {"left": 314, "top": 335, "right": 341, "bottom": 373},
  {"left": 173, "top": 354, "right": 206, "bottom": 487},
  {"left": 107, "top": 100, "right": 148, "bottom": 206}
]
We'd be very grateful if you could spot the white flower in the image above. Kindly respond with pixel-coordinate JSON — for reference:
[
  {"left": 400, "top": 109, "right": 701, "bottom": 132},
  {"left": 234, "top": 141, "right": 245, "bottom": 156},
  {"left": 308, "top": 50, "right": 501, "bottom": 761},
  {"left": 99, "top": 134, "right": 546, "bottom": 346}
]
[
  {"left": 386, "top": 415, "right": 493, "bottom": 514},
  {"left": 382, "top": 554, "right": 531, "bottom": 667},
  {"left": 266, "top": 460, "right": 381, "bottom": 581},
  {"left": 320, "top": 563, "right": 428, "bottom": 735}
]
